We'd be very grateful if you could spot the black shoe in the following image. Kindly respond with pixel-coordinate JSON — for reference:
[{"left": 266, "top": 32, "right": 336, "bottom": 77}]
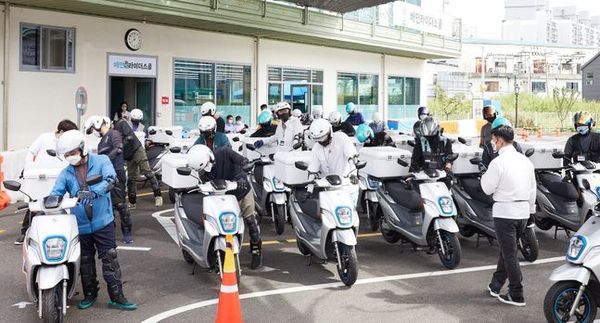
[
  {"left": 487, "top": 284, "right": 499, "bottom": 298},
  {"left": 250, "top": 246, "right": 263, "bottom": 269},
  {"left": 497, "top": 294, "right": 525, "bottom": 307},
  {"left": 14, "top": 235, "right": 25, "bottom": 245}
]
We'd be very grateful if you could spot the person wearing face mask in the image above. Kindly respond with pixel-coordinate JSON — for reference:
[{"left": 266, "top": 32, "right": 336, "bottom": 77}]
[
  {"left": 328, "top": 111, "right": 356, "bottom": 137},
  {"left": 253, "top": 101, "right": 303, "bottom": 151},
  {"left": 481, "top": 117, "right": 523, "bottom": 168},
  {"left": 369, "top": 112, "right": 387, "bottom": 134},
  {"left": 224, "top": 114, "right": 236, "bottom": 134},
  {"left": 200, "top": 101, "right": 226, "bottom": 133},
  {"left": 409, "top": 117, "right": 453, "bottom": 176},
  {"left": 113, "top": 101, "right": 131, "bottom": 123},
  {"left": 129, "top": 108, "right": 145, "bottom": 134},
  {"left": 15, "top": 119, "right": 78, "bottom": 245},
  {"left": 50, "top": 130, "right": 138, "bottom": 311},
  {"left": 194, "top": 116, "right": 231, "bottom": 151},
  {"left": 564, "top": 111, "right": 600, "bottom": 166},
  {"left": 235, "top": 116, "right": 248, "bottom": 133},
  {"left": 344, "top": 102, "right": 365, "bottom": 126},
  {"left": 413, "top": 106, "right": 431, "bottom": 137},
  {"left": 85, "top": 116, "right": 133, "bottom": 244},
  {"left": 480, "top": 106, "right": 497, "bottom": 148},
  {"left": 481, "top": 124, "right": 536, "bottom": 307},
  {"left": 251, "top": 110, "right": 276, "bottom": 137}
]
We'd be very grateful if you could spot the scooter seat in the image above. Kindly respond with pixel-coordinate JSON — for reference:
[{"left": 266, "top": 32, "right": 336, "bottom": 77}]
[
  {"left": 146, "top": 145, "right": 165, "bottom": 161},
  {"left": 181, "top": 193, "right": 205, "bottom": 226},
  {"left": 461, "top": 177, "right": 494, "bottom": 206},
  {"left": 539, "top": 172, "right": 579, "bottom": 201},
  {"left": 386, "top": 182, "right": 423, "bottom": 211},
  {"left": 253, "top": 164, "right": 264, "bottom": 185}
]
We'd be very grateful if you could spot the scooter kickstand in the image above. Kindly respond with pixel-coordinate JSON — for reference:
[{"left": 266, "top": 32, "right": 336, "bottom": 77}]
[
  {"left": 305, "top": 255, "right": 312, "bottom": 266},
  {"left": 191, "top": 263, "right": 197, "bottom": 276}
]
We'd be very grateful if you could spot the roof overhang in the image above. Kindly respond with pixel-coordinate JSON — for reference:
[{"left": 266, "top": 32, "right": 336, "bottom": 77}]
[{"left": 282, "top": 0, "right": 396, "bottom": 13}]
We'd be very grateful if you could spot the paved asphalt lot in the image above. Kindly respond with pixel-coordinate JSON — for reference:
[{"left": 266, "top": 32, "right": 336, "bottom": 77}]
[{"left": 0, "top": 187, "right": 596, "bottom": 323}]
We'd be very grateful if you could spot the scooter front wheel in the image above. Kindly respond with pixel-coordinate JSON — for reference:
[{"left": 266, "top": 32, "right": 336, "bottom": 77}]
[
  {"left": 274, "top": 204, "right": 286, "bottom": 235},
  {"left": 337, "top": 243, "right": 358, "bottom": 287},
  {"left": 518, "top": 228, "right": 539, "bottom": 262},
  {"left": 544, "top": 281, "right": 597, "bottom": 323},
  {"left": 42, "top": 285, "right": 64, "bottom": 323},
  {"left": 437, "top": 230, "right": 461, "bottom": 269}
]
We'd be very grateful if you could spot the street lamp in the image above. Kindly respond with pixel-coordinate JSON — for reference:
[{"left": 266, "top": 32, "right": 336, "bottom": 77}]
[{"left": 514, "top": 76, "right": 520, "bottom": 128}]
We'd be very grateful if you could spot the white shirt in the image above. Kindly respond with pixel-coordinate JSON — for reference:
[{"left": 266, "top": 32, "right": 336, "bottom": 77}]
[
  {"left": 481, "top": 145, "right": 536, "bottom": 220},
  {"left": 25, "top": 132, "right": 58, "bottom": 167},
  {"left": 309, "top": 132, "right": 358, "bottom": 177},
  {"left": 265, "top": 117, "right": 304, "bottom": 151}
]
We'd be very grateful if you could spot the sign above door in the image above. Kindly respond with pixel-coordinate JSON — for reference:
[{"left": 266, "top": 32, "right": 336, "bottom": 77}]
[{"left": 108, "top": 53, "right": 157, "bottom": 78}]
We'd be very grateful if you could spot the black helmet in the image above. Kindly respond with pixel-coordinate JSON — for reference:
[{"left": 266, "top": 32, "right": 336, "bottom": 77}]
[
  {"left": 482, "top": 106, "right": 497, "bottom": 123},
  {"left": 417, "top": 106, "right": 430, "bottom": 120},
  {"left": 419, "top": 116, "right": 440, "bottom": 137}
]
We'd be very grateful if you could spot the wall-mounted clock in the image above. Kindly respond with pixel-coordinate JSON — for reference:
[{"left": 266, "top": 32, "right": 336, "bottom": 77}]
[{"left": 125, "top": 28, "right": 142, "bottom": 51}]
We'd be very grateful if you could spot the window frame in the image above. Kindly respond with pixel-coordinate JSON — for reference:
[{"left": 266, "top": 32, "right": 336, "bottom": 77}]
[
  {"left": 19, "top": 22, "right": 76, "bottom": 73},
  {"left": 586, "top": 72, "right": 594, "bottom": 85},
  {"left": 266, "top": 65, "right": 324, "bottom": 108},
  {"left": 386, "top": 75, "right": 421, "bottom": 120},
  {"left": 336, "top": 71, "right": 380, "bottom": 107}
]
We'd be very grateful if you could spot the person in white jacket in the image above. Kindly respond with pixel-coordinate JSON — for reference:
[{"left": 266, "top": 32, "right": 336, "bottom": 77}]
[
  {"left": 254, "top": 101, "right": 303, "bottom": 151},
  {"left": 481, "top": 124, "right": 536, "bottom": 307}
]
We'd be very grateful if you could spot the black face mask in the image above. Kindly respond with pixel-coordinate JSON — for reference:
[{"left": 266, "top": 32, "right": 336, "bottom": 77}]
[
  {"left": 202, "top": 130, "right": 215, "bottom": 139},
  {"left": 318, "top": 133, "right": 332, "bottom": 146},
  {"left": 279, "top": 113, "right": 290, "bottom": 123},
  {"left": 484, "top": 116, "right": 496, "bottom": 123},
  {"left": 132, "top": 120, "right": 140, "bottom": 125}
]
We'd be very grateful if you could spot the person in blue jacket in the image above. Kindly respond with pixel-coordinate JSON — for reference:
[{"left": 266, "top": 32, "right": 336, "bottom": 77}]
[
  {"left": 51, "top": 130, "right": 137, "bottom": 311},
  {"left": 194, "top": 116, "right": 231, "bottom": 151},
  {"left": 344, "top": 102, "right": 365, "bottom": 125}
]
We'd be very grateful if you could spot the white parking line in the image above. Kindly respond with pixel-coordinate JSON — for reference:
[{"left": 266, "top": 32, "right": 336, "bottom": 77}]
[
  {"left": 152, "top": 208, "right": 178, "bottom": 244},
  {"left": 142, "top": 256, "right": 565, "bottom": 323},
  {"left": 116, "top": 246, "right": 152, "bottom": 251}
]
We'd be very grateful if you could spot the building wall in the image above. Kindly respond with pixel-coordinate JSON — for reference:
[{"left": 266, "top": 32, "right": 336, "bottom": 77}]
[{"left": 583, "top": 58, "right": 600, "bottom": 100}]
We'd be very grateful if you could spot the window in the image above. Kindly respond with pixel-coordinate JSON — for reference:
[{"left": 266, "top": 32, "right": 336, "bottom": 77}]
[
  {"left": 566, "top": 82, "right": 579, "bottom": 91},
  {"left": 174, "top": 60, "right": 251, "bottom": 130},
  {"left": 484, "top": 81, "right": 499, "bottom": 92},
  {"left": 337, "top": 72, "right": 379, "bottom": 119},
  {"left": 586, "top": 72, "right": 593, "bottom": 85},
  {"left": 20, "top": 23, "right": 75, "bottom": 72},
  {"left": 387, "top": 76, "right": 420, "bottom": 119},
  {"left": 267, "top": 67, "right": 323, "bottom": 114},
  {"left": 531, "top": 81, "right": 546, "bottom": 93}
]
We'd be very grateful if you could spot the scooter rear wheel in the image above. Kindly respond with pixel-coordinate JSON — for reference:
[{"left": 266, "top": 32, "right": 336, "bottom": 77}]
[
  {"left": 379, "top": 215, "right": 401, "bottom": 244},
  {"left": 337, "top": 243, "right": 358, "bottom": 287},
  {"left": 518, "top": 228, "right": 539, "bottom": 262},
  {"left": 182, "top": 250, "right": 194, "bottom": 264},
  {"left": 296, "top": 239, "right": 311, "bottom": 256},
  {"left": 535, "top": 216, "right": 554, "bottom": 231},
  {"left": 168, "top": 187, "right": 176, "bottom": 204},
  {"left": 437, "top": 231, "right": 461, "bottom": 269},
  {"left": 544, "top": 281, "right": 597, "bottom": 323},
  {"left": 42, "top": 285, "right": 63, "bottom": 323},
  {"left": 367, "top": 201, "right": 379, "bottom": 231}
]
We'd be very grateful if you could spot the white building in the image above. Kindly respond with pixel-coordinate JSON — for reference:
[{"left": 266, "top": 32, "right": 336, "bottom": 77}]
[{"left": 0, "top": 0, "right": 461, "bottom": 150}]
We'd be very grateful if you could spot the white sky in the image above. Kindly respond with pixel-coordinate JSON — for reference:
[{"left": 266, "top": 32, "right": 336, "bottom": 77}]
[{"left": 446, "top": 0, "right": 600, "bottom": 39}]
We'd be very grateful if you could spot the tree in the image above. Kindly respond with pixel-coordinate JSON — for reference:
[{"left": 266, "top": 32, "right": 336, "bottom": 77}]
[
  {"left": 553, "top": 87, "right": 579, "bottom": 130},
  {"left": 432, "top": 86, "right": 467, "bottom": 120}
]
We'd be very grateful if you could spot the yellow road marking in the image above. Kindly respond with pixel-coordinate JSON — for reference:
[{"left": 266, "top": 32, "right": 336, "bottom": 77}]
[
  {"left": 136, "top": 190, "right": 169, "bottom": 197},
  {"left": 241, "top": 231, "right": 381, "bottom": 247}
]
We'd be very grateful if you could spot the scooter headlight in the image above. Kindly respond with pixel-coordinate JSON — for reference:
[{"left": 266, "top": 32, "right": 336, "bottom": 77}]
[
  {"left": 566, "top": 235, "right": 587, "bottom": 262},
  {"left": 43, "top": 236, "right": 67, "bottom": 262},
  {"left": 335, "top": 206, "right": 353, "bottom": 227},
  {"left": 272, "top": 177, "right": 285, "bottom": 192},
  {"left": 438, "top": 196, "right": 454, "bottom": 216},
  {"left": 367, "top": 177, "right": 381, "bottom": 190},
  {"left": 219, "top": 212, "right": 238, "bottom": 234}
]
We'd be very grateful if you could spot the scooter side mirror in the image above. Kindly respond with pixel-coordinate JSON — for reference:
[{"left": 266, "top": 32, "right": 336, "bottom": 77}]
[
  {"left": 295, "top": 161, "right": 309, "bottom": 171},
  {"left": 552, "top": 151, "right": 564, "bottom": 159},
  {"left": 457, "top": 137, "right": 467, "bottom": 144},
  {"left": 177, "top": 167, "right": 192, "bottom": 176},
  {"left": 232, "top": 137, "right": 240, "bottom": 142},
  {"left": 269, "top": 153, "right": 275, "bottom": 161},
  {"left": 238, "top": 145, "right": 244, "bottom": 152},
  {"left": 165, "top": 130, "right": 173, "bottom": 136},
  {"left": 525, "top": 148, "right": 535, "bottom": 158},
  {"left": 149, "top": 129, "right": 157, "bottom": 135},
  {"left": 3, "top": 180, "right": 21, "bottom": 192},
  {"left": 397, "top": 158, "right": 409, "bottom": 167},
  {"left": 46, "top": 149, "right": 57, "bottom": 157},
  {"left": 292, "top": 142, "right": 303, "bottom": 150},
  {"left": 469, "top": 157, "right": 482, "bottom": 165},
  {"left": 169, "top": 146, "right": 182, "bottom": 154},
  {"left": 447, "top": 153, "right": 459, "bottom": 162},
  {"left": 407, "top": 140, "right": 416, "bottom": 147},
  {"left": 86, "top": 175, "right": 103, "bottom": 186},
  {"left": 355, "top": 160, "right": 367, "bottom": 170},
  {"left": 246, "top": 143, "right": 256, "bottom": 151}
]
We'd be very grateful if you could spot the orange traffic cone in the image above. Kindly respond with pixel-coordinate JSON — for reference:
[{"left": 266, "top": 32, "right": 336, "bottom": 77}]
[
  {"left": 0, "top": 155, "right": 10, "bottom": 211},
  {"left": 215, "top": 235, "right": 242, "bottom": 323}
]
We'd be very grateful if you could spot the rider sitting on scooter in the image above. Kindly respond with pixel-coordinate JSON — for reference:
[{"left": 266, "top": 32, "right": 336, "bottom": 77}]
[
  {"left": 194, "top": 116, "right": 231, "bottom": 151},
  {"left": 564, "top": 111, "right": 600, "bottom": 166},
  {"left": 356, "top": 124, "right": 394, "bottom": 147},
  {"left": 481, "top": 117, "right": 523, "bottom": 168},
  {"left": 253, "top": 101, "right": 303, "bottom": 151},
  {"left": 250, "top": 110, "right": 277, "bottom": 138},
  {"left": 329, "top": 111, "right": 356, "bottom": 137},
  {"left": 50, "top": 130, "right": 137, "bottom": 311},
  {"left": 188, "top": 145, "right": 263, "bottom": 269},
  {"left": 409, "top": 117, "right": 454, "bottom": 177}
]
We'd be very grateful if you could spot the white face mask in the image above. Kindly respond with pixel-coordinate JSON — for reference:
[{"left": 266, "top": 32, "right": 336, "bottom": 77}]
[
  {"left": 419, "top": 114, "right": 428, "bottom": 121},
  {"left": 236, "top": 120, "right": 242, "bottom": 125},
  {"left": 66, "top": 154, "right": 82, "bottom": 166}
]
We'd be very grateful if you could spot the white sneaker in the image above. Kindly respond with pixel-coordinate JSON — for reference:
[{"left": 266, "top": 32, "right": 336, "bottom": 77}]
[
  {"left": 129, "top": 203, "right": 136, "bottom": 210},
  {"left": 498, "top": 294, "right": 526, "bottom": 307},
  {"left": 155, "top": 196, "right": 163, "bottom": 207}
]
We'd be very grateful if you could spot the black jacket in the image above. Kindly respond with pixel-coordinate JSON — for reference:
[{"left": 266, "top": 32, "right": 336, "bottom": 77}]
[
  {"left": 332, "top": 121, "right": 355, "bottom": 137},
  {"left": 114, "top": 119, "right": 142, "bottom": 161},
  {"left": 250, "top": 124, "right": 277, "bottom": 137},
  {"left": 97, "top": 129, "right": 125, "bottom": 170},
  {"left": 564, "top": 132, "right": 600, "bottom": 166},
  {"left": 363, "top": 132, "right": 394, "bottom": 147},
  {"left": 410, "top": 135, "right": 453, "bottom": 172},
  {"left": 216, "top": 116, "right": 226, "bottom": 133},
  {"left": 201, "top": 147, "right": 250, "bottom": 200}
]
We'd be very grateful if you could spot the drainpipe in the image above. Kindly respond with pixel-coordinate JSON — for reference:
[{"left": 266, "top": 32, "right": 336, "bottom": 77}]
[
  {"left": 253, "top": 36, "right": 259, "bottom": 127},
  {"left": 381, "top": 53, "right": 387, "bottom": 122},
  {"left": 2, "top": 2, "right": 9, "bottom": 151}
]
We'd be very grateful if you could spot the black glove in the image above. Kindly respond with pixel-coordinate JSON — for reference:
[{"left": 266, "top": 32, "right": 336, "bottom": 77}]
[
  {"left": 236, "top": 179, "right": 249, "bottom": 191},
  {"left": 478, "top": 164, "right": 487, "bottom": 173},
  {"left": 78, "top": 190, "right": 97, "bottom": 206}
]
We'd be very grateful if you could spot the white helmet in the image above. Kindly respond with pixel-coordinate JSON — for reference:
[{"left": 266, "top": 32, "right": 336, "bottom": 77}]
[
  {"left": 312, "top": 106, "right": 323, "bottom": 119},
  {"left": 198, "top": 116, "right": 217, "bottom": 132},
  {"left": 309, "top": 118, "right": 332, "bottom": 143},
  {"left": 292, "top": 109, "right": 302, "bottom": 118},
  {"left": 373, "top": 112, "right": 382, "bottom": 123},
  {"left": 84, "top": 115, "right": 110, "bottom": 135},
  {"left": 275, "top": 101, "right": 291, "bottom": 113},
  {"left": 57, "top": 129, "right": 88, "bottom": 156},
  {"left": 200, "top": 102, "right": 217, "bottom": 116},
  {"left": 328, "top": 111, "right": 342, "bottom": 125},
  {"left": 187, "top": 144, "right": 215, "bottom": 172},
  {"left": 130, "top": 108, "right": 143, "bottom": 121}
]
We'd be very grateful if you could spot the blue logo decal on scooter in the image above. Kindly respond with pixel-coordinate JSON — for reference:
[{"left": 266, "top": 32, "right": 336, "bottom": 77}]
[
  {"left": 218, "top": 212, "right": 238, "bottom": 234},
  {"left": 437, "top": 196, "right": 454, "bottom": 216},
  {"left": 335, "top": 206, "right": 353, "bottom": 228},
  {"left": 42, "top": 236, "right": 68, "bottom": 262},
  {"left": 595, "top": 187, "right": 600, "bottom": 201}
]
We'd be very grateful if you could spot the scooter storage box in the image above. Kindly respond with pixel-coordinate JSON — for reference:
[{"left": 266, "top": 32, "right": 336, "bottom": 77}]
[
  {"left": 521, "top": 142, "right": 564, "bottom": 170},
  {"left": 389, "top": 133, "right": 415, "bottom": 152},
  {"left": 147, "top": 126, "right": 183, "bottom": 144},
  {"left": 274, "top": 151, "right": 313, "bottom": 185},
  {"left": 161, "top": 153, "right": 198, "bottom": 189},
  {"left": 452, "top": 145, "right": 482, "bottom": 174},
  {"left": 22, "top": 167, "right": 64, "bottom": 201},
  {"left": 359, "top": 147, "right": 411, "bottom": 178}
]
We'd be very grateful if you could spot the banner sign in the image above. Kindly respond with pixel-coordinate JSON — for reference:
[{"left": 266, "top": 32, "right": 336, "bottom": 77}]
[{"left": 108, "top": 54, "right": 157, "bottom": 77}]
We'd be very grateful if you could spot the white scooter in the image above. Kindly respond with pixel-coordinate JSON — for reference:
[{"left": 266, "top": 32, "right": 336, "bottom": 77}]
[
  {"left": 376, "top": 155, "right": 462, "bottom": 269},
  {"left": 289, "top": 159, "right": 366, "bottom": 286},
  {"left": 358, "top": 171, "right": 381, "bottom": 231},
  {"left": 172, "top": 167, "right": 245, "bottom": 279},
  {"left": 3, "top": 175, "right": 101, "bottom": 323},
  {"left": 543, "top": 212, "right": 600, "bottom": 322}
]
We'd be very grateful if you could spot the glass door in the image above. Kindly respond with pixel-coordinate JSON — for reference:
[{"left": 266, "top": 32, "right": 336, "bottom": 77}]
[
  {"left": 290, "top": 84, "right": 310, "bottom": 113},
  {"left": 135, "top": 78, "right": 155, "bottom": 125}
]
